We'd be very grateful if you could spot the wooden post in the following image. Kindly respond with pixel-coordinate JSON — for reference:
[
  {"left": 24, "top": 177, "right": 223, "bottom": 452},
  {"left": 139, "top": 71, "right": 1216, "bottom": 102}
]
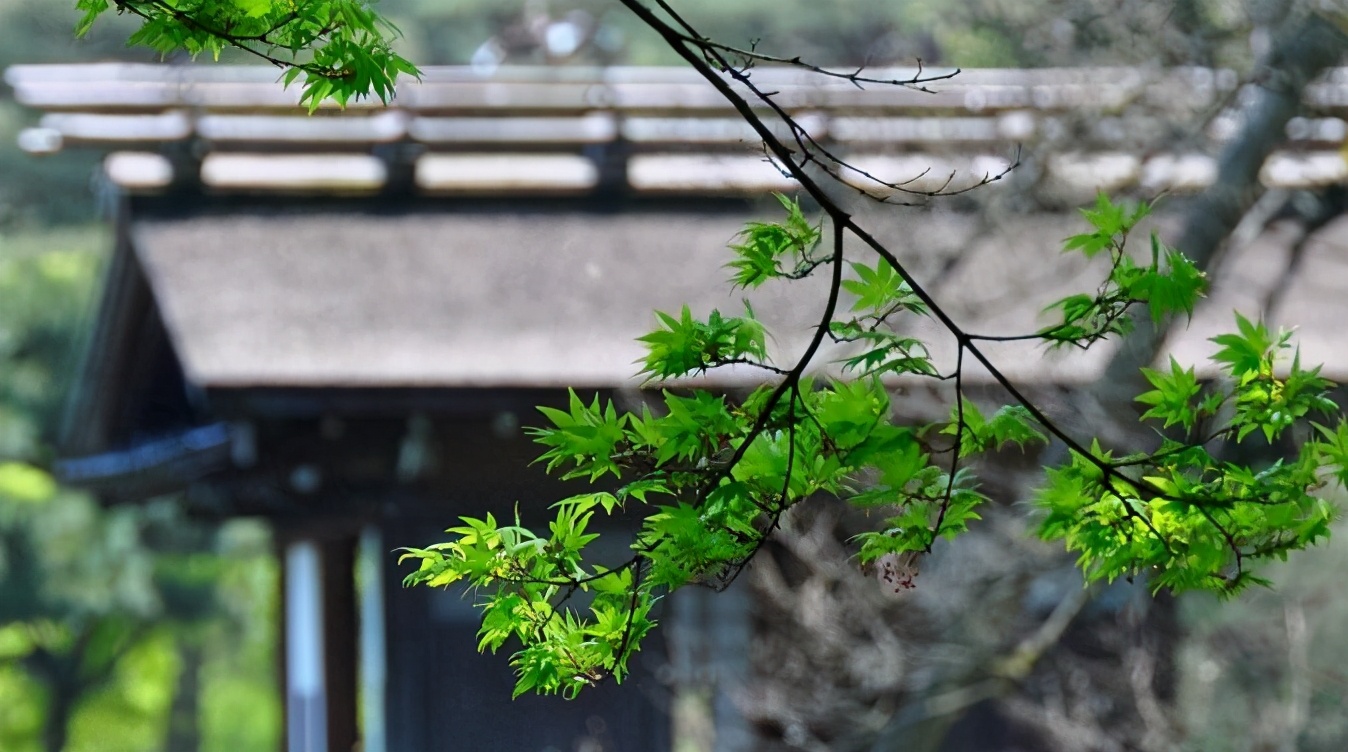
[
  {"left": 322, "top": 537, "right": 359, "bottom": 752},
  {"left": 358, "top": 527, "right": 388, "bottom": 752},
  {"left": 281, "top": 533, "right": 360, "bottom": 752},
  {"left": 284, "top": 539, "right": 328, "bottom": 752}
]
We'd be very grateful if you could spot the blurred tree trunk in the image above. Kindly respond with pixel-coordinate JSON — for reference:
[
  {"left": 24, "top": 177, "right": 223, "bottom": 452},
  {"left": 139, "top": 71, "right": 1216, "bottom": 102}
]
[
  {"left": 24, "top": 620, "right": 146, "bottom": 752},
  {"left": 41, "top": 683, "right": 74, "bottom": 752},
  {"left": 166, "top": 640, "right": 203, "bottom": 752},
  {"left": 1100, "top": 11, "right": 1348, "bottom": 407},
  {"left": 29, "top": 645, "right": 81, "bottom": 752}
]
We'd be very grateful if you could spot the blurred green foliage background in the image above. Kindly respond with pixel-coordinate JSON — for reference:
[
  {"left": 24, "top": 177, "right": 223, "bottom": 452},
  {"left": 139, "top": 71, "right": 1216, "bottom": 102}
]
[{"left": 0, "top": 224, "right": 280, "bottom": 750}]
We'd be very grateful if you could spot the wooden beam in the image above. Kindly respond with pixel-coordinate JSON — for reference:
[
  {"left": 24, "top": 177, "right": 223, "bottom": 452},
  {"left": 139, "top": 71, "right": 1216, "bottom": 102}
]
[
  {"left": 1285, "top": 116, "right": 1348, "bottom": 146},
  {"left": 1139, "top": 153, "right": 1218, "bottom": 192},
  {"left": 626, "top": 154, "right": 797, "bottom": 193},
  {"left": 1261, "top": 150, "right": 1348, "bottom": 187},
  {"left": 830, "top": 114, "right": 1033, "bottom": 144},
  {"left": 621, "top": 114, "right": 821, "bottom": 143},
  {"left": 414, "top": 153, "right": 598, "bottom": 193},
  {"left": 104, "top": 152, "right": 175, "bottom": 191},
  {"left": 408, "top": 113, "right": 616, "bottom": 144},
  {"left": 39, "top": 111, "right": 191, "bottom": 143},
  {"left": 200, "top": 153, "right": 387, "bottom": 192},
  {"left": 197, "top": 111, "right": 407, "bottom": 144}
]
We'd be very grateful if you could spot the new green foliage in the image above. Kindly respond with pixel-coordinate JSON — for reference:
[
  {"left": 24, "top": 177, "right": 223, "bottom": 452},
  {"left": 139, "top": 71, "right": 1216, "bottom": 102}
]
[
  {"left": 725, "top": 192, "right": 824, "bottom": 288},
  {"left": 404, "top": 194, "right": 1346, "bottom": 697},
  {"left": 1035, "top": 305, "right": 1344, "bottom": 592},
  {"left": 637, "top": 305, "right": 769, "bottom": 379},
  {"left": 74, "top": 0, "right": 418, "bottom": 110},
  {"left": 1042, "top": 195, "right": 1206, "bottom": 345}
]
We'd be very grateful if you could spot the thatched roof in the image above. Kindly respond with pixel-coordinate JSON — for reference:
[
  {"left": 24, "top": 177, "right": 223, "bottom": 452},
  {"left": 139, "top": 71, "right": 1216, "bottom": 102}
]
[
  {"left": 129, "top": 204, "right": 1348, "bottom": 389},
  {"left": 132, "top": 207, "right": 825, "bottom": 388}
]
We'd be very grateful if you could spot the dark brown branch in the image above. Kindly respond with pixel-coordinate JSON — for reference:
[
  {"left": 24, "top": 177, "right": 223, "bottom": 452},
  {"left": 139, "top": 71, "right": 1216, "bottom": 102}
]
[
  {"left": 617, "top": 0, "right": 1252, "bottom": 572},
  {"left": 929, "top": 343, "right": 966, "bottom": 551},
  {"left": 668, "top": 32, "right": 961, "bottom": 92}
]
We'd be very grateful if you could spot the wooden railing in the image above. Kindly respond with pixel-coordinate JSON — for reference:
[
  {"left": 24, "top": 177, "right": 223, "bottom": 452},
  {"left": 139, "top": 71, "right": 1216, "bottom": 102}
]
[{"left": 7, "top": 63, "right": 1348, "bottom": 196}]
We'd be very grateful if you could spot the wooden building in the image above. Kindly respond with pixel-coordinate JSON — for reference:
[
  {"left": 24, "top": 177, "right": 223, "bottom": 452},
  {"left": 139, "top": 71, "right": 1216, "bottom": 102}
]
[{"left": 10, "top": 62, "right": 1348, "bottom": 752}]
